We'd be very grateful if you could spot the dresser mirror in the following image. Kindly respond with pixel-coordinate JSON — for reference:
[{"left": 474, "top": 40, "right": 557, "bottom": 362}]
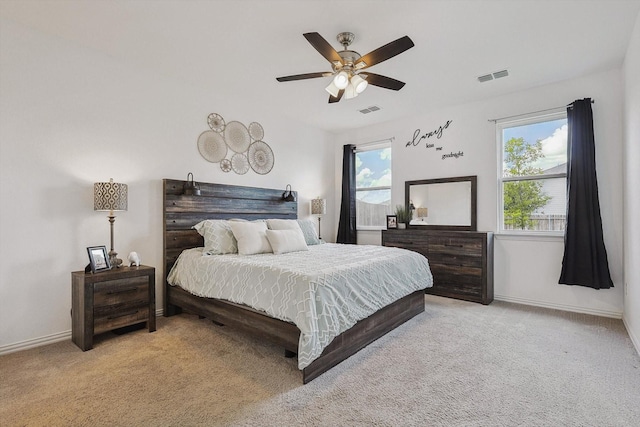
[{"left": 405, "top": 175, "right": 477, "bottom": 231}]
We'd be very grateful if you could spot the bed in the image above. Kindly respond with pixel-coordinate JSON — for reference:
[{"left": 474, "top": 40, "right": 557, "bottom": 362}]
[{"left": 163, "top": 179, "right": 432, "bottom": 383}]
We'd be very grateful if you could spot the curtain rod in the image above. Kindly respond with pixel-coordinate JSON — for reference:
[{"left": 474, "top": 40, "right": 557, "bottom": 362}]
[
  {"left": 488, "top": 99, "right": 595, "bottom": 123},
  {"left": 354, "top": 137, "right": 395, "bottom": 149}
]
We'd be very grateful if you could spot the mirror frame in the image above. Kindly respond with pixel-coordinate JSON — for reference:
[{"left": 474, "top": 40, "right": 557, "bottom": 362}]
[{"left": 405, "top": 175, "right": 477, "bottom": 231}]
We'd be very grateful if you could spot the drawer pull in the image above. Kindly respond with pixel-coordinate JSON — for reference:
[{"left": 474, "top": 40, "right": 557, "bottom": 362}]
[
  {"left": 444, "top": 244, "right": 464, "bottom": 247},
  {"left": 106, "top": 288, "right": 138, "bottom": 295},
  {"left": 108, "top": 310, "right": 139, "bottom": 320}
]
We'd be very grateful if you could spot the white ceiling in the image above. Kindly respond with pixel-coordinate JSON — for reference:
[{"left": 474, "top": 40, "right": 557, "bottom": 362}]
[{"left": 2, "top": 0, "right": 639, "bottom": 134}]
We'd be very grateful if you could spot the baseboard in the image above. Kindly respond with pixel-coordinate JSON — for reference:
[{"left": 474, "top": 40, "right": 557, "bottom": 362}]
[
  {"left": 0, "top": 330, "right": 71, "bottom": 356},
  {"left": 494, "top": 294, "right": 623, "bottom": 319},
  {"left": 622, "top": 316, "right": 640, "bottom": 357},
  {"left": 0, "top": 310, "right": 165, "bottom": 356}
]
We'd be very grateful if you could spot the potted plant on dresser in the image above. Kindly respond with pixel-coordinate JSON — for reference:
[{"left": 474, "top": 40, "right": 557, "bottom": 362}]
[{"left": 395, "top": 204, "right": 412, "bottom": 229}]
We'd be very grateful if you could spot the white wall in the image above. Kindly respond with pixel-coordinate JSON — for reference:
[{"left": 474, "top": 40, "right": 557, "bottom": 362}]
[
  {"left": 623, "top": 13, "right": 640, "bottom": 353},
  {"left": 335, "top": 69, "right": 625, "bottom": 318},
  {"left": 0, "top": 20, "right": 335, "bottom": 351}
]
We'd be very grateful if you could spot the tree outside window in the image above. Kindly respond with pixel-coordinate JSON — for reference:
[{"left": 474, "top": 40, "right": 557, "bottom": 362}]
[{"left": 498, "top": 112, "right": 568, "bottom": 233}]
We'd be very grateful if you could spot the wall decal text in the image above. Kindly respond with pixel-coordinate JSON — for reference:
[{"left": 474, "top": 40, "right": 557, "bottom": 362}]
[
  {"left": 405, "top": 119, "right": 462, "bottom": 160},
  {"left": 405, "top": 119, "right": 453, "bottom": 148}
]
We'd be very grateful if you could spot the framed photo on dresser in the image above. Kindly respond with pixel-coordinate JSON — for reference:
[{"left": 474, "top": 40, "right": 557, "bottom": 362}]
[
  {"left": 87, "top": 246, "right": 111, "bottom": 273},
  {"left": 386, "top": 215, "right": 398, "bottom": 229}
]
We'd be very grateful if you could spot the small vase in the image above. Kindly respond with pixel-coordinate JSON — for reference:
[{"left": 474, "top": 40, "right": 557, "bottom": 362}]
[{"left": 398, "top": 223, "right": 406, "bottom": 229}]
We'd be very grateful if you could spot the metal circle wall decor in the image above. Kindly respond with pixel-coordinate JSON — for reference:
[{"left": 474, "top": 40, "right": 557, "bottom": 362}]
[
  {"left": 207, "top": 113, "right": 225, "bottom": 132},
  {"left": 248, "top": 141, "right": 274, "bottom": 175},
  {"left": 248, "top": 122, "right": 264, "bottom": 141},
  {"left": 196, "top": 113, "right": 274, "bottom": 175},
  {"left": 231, "top": 153, "right": 250, "bottom": 175},
  {"left": 220, "top": 159, "right": 232, "bottom": 173},
  {"left": 224, "top": 121, "right": 251, "bottom": 153},
  {"left": 197, "top": 130, "right": 227, "bottom": 163}
]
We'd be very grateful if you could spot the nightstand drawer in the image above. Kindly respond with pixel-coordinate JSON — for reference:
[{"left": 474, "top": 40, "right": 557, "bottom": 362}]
[
  {"left": 94, "top": 277, "right": 149, "bottom": 307},
  {"left": 94, "top": 305, "right": 149, "bottom": 334}
]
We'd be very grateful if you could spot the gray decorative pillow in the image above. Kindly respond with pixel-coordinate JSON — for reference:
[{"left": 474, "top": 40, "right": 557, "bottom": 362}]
[
  {"left": 193, "top": 220, "right": 238, "bottom": 255},
  {"left": 297, "top": 219, "right": 322, "bottom": 245}
]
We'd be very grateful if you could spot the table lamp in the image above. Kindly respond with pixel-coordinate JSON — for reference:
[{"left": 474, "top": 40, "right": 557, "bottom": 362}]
[
  {"left": 94, "top": 178, "right": 128, "bottom": 268},
  {"left": 311, "top": 197, "right": 327, "bottom": 240}
]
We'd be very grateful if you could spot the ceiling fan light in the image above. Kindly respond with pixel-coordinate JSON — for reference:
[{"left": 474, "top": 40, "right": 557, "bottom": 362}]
[
  {"left": 344, "top": 82, "right": 358, "bottom": 99},
  {"left": 333, "top": 71, "right": 349, "bottom": 89},
  {"left": 325, "top": 81, "right": 340, "bottom": 97},
  {"left": 351, "top": 74, "right": 368, "bottom": 93}
]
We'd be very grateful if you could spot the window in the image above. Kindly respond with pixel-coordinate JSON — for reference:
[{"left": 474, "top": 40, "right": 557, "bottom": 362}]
[
  {"left": 497, "top": 110, "right": 567, "bottom": 234},
  {"left": 355, "top": 143, "right": 391, "bottom": 229}
]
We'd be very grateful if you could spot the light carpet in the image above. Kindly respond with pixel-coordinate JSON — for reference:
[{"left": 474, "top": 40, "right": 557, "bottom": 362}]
[{"left": 1, "top": 295, "right": 639, "bottom": 426}]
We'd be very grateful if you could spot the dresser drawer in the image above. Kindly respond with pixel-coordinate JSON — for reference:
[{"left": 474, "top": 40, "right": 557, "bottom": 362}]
[
  {"left": 94, "top": 277, "right": 149, "bottom": 307},
  {"left": 430, "top": 264, "right": 484, "bottom": 286},
  {"left": 385, "top": 242, "right": 429, "bottom": 258},
  {"left": 427, "top": 235, "right": 483, "bottom": 254},
  {"left": 427, "top": 283, "right": 483, "bottom": 300}
]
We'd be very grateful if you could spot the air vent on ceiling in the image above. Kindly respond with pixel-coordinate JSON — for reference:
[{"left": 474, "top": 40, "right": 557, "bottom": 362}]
[
  {"left": 359, "top": 105, "right": 381, "bottom": 114},
  {"left": 477, "top": 69, "right": 509, "bottom": 83}
]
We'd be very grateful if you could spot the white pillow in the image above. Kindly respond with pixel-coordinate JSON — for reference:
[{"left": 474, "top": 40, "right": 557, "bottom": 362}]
[
  {"left": 265, "top": 229, "right": 309, "bottom": 255},
  {"left": 266, "top": 219, "right": 302, "bottom": 231},
  {"left": 229, "top": 221, "right": 272, "bottom": 255},
  {"left": 193, "top": 220, "right": 238, "bottom": 255}
]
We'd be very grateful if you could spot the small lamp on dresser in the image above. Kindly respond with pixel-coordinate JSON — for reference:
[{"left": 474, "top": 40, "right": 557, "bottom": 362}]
[
  {"left": 94, "top": 178, "right": 128, "bottom": 268},
  {"left": 417, "top": 207, "right": 429, "bottom": 222},
  {"left": 311, "top": 197, "right": 327, "bottom": 240}
]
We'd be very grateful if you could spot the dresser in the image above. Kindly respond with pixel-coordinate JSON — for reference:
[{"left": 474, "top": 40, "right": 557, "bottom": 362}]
[
  {"left": 382, "top": 229, "right": 493, "bottom": 304},
  {"left": 72, "top": 265, "right": 156, "bottom": 350}
]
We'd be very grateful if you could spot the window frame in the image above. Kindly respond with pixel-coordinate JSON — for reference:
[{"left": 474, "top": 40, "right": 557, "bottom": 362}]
[
  {"left": 355, "top": 141, "right": 392, "bottom": 231},
  {"left": 496, "top": 109, "right": 567, "bottom": 237}
]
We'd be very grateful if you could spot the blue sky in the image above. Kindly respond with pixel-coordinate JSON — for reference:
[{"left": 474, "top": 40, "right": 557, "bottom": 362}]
[
  {"left": 356, "top": 148, "right": 391, "bottom": 203},
  {"left": 503, "top": 118, "right": 567, "bottom": 171}
]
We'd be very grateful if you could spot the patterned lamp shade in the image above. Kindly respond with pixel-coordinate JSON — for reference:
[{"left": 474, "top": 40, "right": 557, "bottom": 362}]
[
  {"left": 311, "top": 198, "right": 326, "bottom": 216},
  {"left": 94, "top": 179, "right": 128, "bottom": 212},
  {"left": 417, "top": 207, "right": 428, "bottom": 218}
]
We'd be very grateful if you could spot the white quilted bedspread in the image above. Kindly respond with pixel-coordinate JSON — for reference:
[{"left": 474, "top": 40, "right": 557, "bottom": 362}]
[{"left": 167, "top": 243, "right": 433, "bottom": 369}]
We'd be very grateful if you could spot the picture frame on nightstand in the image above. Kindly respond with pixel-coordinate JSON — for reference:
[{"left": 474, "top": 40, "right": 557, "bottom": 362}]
[
  {"left": 386, "top": 215, "right": 398, "bottom": 229},
  {"left": 86, "top": 246, "right": 111, "bottom": 273}
]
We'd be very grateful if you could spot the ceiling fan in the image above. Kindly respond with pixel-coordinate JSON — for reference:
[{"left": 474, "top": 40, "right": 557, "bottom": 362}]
[{"left": 276, "top": 32, "right": 414, "bottom": 103}]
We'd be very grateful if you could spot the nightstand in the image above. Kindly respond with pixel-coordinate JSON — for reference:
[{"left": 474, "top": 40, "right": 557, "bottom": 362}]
[{"left": 72, "top": 265, "right": 156, "bottom": 351}]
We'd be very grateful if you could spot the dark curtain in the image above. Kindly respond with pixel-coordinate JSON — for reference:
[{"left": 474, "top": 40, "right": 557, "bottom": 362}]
[
  {"left": 559, "top": 98, "right": 613, "bottom": 289},
  {"left": 336, "top": 144, "right": 357, "bottom": 244}
]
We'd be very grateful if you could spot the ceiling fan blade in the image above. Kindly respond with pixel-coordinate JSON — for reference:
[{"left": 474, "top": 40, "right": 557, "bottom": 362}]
[
  {"left": 362, "top": 72, "right": 406, "bottom": 91},
  {"left": 356, "top": 36, "right": 414, "bottom": 70},
  {"left": 329, "top": 89, "right": 344, "bottom": 103},
  {"left": 304, "top": 32, "right": 344, "bottom": 65},
  {"left": 276, "top": 72, "right": 330, "bottom": 82}
]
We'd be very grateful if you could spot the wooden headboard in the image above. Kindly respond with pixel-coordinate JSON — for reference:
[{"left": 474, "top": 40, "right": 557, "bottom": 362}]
[{"left": 162, "top": 179, "right": 297, "bottom": 310}]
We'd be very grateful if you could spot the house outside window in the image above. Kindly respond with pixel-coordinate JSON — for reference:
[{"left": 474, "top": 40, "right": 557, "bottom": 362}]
[
  {"left": 497, "top": 110, "right": 568, "bottom": 234},
  {"left": 355, "top": 142, "right": 392, "bottom": 229}
]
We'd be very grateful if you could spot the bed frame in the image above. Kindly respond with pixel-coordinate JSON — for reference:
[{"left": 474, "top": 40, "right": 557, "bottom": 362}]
[{"left": 163, "top": 178, "right": 425, "bottom": 383}]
